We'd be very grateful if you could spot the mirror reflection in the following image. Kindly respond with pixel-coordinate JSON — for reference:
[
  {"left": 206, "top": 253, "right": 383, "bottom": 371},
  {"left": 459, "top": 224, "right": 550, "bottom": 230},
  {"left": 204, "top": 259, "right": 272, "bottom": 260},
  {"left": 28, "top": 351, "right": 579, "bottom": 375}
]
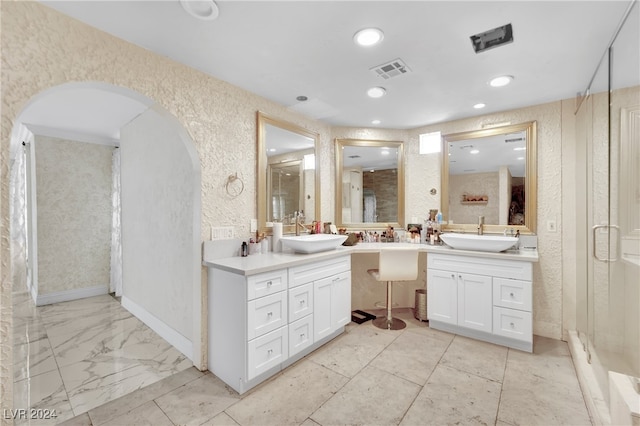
[
  {"left": 257, "top": 112, "right": 319, "bottom": 232},
  {"left": 442, "top": 121, "right": 537, "bottom": 233},
  {"left": 335, "top": 139, "right": 405, "bottom": 229}
]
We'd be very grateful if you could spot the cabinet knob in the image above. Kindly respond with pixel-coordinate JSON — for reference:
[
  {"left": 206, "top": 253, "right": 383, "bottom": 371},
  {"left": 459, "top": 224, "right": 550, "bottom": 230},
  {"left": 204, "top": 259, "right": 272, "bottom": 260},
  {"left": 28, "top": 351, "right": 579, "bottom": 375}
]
[
  {"left": 300, "top": 300, "right": 305, "bottom": 305},
  {"left": 267, "top": 311, "right": 273, "bottom": 317},
  {"left": 266, "top": 281, "right": 272, "bottom": 287},
  {"left": 510, "top": 322, "right": 515, "bottom": 328},
  {"left": 451, "top": 274, "right": 455, "bottom": 279},
  {"left": 459, "top": 275, "right": 462, "bottom": 279},
  {"left": 267, "top": 349, "right": 273, "bottom": 357},
  {"left": 300, "top": 333, "right": 305, "bottom": 339},
  {"left": 510, "top": 292, "right": 515, "bottom": 297}
]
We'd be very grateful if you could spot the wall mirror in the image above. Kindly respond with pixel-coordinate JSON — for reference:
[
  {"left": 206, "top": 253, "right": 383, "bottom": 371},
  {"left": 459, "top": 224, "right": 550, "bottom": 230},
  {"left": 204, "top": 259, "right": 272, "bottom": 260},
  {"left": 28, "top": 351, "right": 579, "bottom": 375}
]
[
  {"left": 441, "top": 121, "right": 537, "bottom": 234},
  {"left": 335, "top": 138, "right": 405, "bottom": 229},
  {"left": 257, "top": 112, "right": 320, "bottom": 234}
]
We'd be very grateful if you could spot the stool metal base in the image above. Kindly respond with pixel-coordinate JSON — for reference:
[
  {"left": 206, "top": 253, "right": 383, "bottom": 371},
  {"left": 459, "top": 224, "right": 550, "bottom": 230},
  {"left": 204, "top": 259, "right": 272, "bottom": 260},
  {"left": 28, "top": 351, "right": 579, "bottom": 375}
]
[{"left": 373, "top": 316, "right": 406, "bottom": 330}]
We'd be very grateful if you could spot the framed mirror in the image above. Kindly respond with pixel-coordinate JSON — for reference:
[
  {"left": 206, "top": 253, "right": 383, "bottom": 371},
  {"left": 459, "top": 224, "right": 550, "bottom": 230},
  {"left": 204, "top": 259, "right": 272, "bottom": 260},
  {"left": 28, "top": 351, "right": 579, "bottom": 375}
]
[
  {"left": 335, "top": 138, "right": 405, "bottom": 229},
  {"left": 441, "top": 121, "right": 537, "bottom": 234},
  {"left": 257, "top": 112, "right": 320, "bottom": 233}
]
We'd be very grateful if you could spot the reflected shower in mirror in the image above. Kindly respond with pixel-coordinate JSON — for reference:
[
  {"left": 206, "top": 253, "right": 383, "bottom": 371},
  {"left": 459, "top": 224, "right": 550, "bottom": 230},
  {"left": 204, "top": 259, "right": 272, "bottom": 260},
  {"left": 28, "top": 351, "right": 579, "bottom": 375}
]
[
  {"left": 442, "top": 121, "right": 537, "bottom": 234},
  {"left": 257, "top": 112, "right": 319, "bottom": 233},
  {"left": 335, "top": 139, "right": 405, "bottom": 229}
]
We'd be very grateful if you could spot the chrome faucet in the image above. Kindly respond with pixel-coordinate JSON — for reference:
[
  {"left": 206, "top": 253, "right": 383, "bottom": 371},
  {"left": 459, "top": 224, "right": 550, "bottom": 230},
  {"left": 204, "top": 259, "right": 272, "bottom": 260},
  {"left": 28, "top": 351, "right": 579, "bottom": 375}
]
[
  {"left": 294, "top": 211, "right": 305, "bottom": 236},
  {"left": 478, "top": 216, "right": 485, "bottom": 235}
]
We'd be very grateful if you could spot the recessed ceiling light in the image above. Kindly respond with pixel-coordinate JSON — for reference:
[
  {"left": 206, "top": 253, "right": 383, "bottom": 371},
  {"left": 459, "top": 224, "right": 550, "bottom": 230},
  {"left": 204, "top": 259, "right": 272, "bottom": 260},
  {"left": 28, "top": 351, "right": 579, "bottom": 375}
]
[
  {"left": 473, "top": 103, "right": 486, "bottom": 109},
  {"left": 372, "top": 119, "right": 381, "bottom": 125},
  {"left": 268, "top": 148, "right": 276, "bottom": 152},
  {"left": 180, "top": 0, "right": 219, "bottom": 21},
  {"left": 489, "top": 75, "right": 514, "bottom": 87},
  {"left": 470, "top": 149, "right": 480, "bottom": 154},
  {"left": 370, "top": 169, "right": 375, "bottom": 173},
  {"left": 367, "top": 86, "right": 386, "bottom": 98},
  {"left": 513, "top": 147, "right": 526, "bottom": 151},
  {"left": 381, "top": 150, "right": 390, "bottom": 155},
  {"left": 517, "top": 156, "right": 525, "bottom": 160},
  {"left": 353, "top": 28, "right": 384, "bottom": 46}
]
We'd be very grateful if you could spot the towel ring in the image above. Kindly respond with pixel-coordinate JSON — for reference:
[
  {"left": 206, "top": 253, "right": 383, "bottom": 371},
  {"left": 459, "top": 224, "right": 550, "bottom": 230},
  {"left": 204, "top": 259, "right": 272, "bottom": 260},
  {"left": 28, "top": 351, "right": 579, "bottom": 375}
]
[{"left": 225, "top": 173, "right": 244, "bottom": 198}]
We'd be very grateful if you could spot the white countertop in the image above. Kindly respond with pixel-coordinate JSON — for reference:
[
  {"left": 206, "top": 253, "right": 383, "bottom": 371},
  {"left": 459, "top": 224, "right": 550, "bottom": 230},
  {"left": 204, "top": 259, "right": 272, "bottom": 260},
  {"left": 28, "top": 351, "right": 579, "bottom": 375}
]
[{"left": 204, "top": 242, "right": 538, "bottom": 276}]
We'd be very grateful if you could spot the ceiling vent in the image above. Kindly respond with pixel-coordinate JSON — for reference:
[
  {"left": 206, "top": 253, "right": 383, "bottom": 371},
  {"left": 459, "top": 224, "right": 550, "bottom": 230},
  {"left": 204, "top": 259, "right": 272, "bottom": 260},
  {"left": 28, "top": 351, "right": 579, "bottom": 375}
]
[
  {"left": 370, "top": 59, "right": 411, "bottom": 80},
  {"left": 470, "top": 23, "right": 513, "bottom": 53}
]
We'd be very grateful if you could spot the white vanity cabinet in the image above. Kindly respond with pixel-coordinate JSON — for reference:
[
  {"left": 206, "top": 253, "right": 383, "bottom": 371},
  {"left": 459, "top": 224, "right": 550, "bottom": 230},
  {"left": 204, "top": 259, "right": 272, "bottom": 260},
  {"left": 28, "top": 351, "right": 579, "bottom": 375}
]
[
  {"left": 427, "top": 252, "right": 533, "bottom": 352},
  {"left": 289, "top": 256, "right": 351, "bottom": 342},
  {"left": 208, "top": 254, "right": 351, "bottom": 394}
]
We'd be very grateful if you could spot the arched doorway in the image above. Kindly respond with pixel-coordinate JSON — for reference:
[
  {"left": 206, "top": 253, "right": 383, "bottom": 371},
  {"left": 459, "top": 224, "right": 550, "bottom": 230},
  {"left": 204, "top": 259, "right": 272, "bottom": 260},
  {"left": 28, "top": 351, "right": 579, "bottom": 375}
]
[{"left": 10, "top": 82, "right": 202, "bottom": 418}]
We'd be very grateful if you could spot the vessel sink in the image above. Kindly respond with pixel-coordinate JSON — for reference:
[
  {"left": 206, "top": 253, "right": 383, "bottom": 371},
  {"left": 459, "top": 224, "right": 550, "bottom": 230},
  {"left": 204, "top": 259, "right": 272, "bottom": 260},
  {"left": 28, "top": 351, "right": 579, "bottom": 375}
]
[
  {"left": 280, "top": 234, "right": 348, "bottom": 254},
  {"left": 439, "top": 233, "right": 518, "bottom": 253}
]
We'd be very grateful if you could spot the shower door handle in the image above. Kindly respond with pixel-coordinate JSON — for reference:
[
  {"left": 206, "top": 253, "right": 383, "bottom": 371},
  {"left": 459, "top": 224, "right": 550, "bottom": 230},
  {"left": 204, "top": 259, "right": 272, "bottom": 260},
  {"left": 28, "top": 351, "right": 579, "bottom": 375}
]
[{"left": 592, "top": 224, "right": 619, "bottom": 262}]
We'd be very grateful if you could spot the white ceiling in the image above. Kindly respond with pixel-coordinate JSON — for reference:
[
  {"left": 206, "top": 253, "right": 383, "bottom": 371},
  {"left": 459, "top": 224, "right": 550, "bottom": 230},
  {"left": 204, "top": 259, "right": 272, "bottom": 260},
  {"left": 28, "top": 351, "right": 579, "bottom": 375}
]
[{"left": 34, "top": 0, "right": 635, "bottom": 134}]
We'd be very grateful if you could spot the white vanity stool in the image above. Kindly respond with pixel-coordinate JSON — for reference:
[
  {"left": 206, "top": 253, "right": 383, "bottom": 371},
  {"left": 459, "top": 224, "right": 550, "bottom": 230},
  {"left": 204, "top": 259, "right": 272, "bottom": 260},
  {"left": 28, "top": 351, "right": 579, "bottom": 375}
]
[{"left": 368, "top": 247, "right": 419, "bottom": 330}]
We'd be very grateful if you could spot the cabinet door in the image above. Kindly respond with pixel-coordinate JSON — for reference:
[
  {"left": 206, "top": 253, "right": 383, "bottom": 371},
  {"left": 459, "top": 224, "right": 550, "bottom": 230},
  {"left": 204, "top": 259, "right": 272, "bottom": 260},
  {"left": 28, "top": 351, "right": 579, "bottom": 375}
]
[
  {"left": 427, "top": 269, "right": 458, "bottom": 325},
  {"left": 457, "top": 273, "right": 492, "bottom": 332},
  {"left": 331, "top": 271, "right": 351, "bottom": 328},
  {"left": 313, "top": 278, "right": 333, "bottom": 340}
]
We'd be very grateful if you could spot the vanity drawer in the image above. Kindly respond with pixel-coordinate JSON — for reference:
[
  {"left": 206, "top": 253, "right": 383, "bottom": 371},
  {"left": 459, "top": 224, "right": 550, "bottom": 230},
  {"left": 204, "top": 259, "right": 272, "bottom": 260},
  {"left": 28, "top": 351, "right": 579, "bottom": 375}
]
[
  {"left": 289, "top": 283, "right": 313, "bottom": 322},
  {"left": 247, "top": 269, "right": 288, "bottom": 300},
  {"left": 247, "top": 292, "right": 288, "bottom": 340},
  {"left": 247, "top": 327, "right": 288, "bottom": 380},
  {"left": 493, "top": 278, "right": 532, "bottom": 312},
  {"left": 288, "top": 256, "right": 351, "bottom": 287},
  {"left": 493, "top": 306, "right": 532, "bottom": 342},
  {"left": 289, "top": 315, "right": 314, "bottom": 357}
]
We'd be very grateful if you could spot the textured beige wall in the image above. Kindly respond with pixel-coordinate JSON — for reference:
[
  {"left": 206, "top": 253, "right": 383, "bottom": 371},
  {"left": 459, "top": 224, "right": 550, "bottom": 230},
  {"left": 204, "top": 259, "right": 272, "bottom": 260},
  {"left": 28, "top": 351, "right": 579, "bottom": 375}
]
[{"left": 34, "top": 136, "right": 112, "bottom": 295}]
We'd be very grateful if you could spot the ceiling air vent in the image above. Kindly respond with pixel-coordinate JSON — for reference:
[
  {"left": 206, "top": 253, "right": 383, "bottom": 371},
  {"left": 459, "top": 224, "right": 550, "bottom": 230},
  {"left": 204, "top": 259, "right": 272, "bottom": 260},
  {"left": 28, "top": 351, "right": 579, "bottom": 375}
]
[
  {"left": 370, "top": 58, "right": 411, "bottom": 80},
  {"left": 470, "top": 23, "right": 513, "bottom": 53}
]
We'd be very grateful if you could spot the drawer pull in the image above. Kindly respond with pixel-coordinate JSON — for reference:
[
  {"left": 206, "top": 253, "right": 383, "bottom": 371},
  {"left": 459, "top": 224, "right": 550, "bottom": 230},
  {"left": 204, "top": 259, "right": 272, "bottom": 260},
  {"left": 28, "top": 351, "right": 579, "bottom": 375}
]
[
  {"left": 267, "top": 349, "right": 273, "bottom": 357},
  {"left": 266, "top": 280, "right": 273, "bottom": 287},
  {"left": 333, "top": 277, "right": 340, "bottom": 282},
  {"left": 509, "top": 292, "right": 515, "bottom": 297},
  {"left": 300, "top": 333, "right": 305, "bottom": 339},
  {"left": 300, "top": 300, "right": 305, "bottom": 305},
  {"left": 451, "top": 274, "right": 455, "bottom": 279},
  {"left": 267, "top": 311, "right": 273, "bottom": 317},
  {"left": 510, "top": 322, "right": 515, "bottom": 328}
]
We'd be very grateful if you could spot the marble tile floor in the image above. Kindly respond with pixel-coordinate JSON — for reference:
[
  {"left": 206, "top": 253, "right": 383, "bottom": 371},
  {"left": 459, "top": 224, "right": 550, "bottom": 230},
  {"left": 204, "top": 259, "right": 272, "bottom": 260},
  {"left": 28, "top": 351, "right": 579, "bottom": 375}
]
[
  {"left": 11, "top": 291, "right": 193, "bottom": 424},
  {"left": 56, "top": 308, "right": 593, "bottom": 426}
]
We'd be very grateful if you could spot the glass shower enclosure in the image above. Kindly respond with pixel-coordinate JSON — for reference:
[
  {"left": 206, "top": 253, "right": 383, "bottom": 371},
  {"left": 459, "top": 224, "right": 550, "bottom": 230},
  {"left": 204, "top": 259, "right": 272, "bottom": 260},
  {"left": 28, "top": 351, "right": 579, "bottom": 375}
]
[{"left": 576, "top": 0, "right": 640, "bottom": 419}]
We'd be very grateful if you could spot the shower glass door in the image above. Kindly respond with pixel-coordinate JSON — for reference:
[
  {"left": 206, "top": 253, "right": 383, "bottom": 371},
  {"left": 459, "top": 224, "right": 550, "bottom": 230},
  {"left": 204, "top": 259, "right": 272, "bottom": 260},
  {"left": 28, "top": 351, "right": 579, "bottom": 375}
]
[{"left": 587, "top": 0, "right": 640, "bottom": 401}]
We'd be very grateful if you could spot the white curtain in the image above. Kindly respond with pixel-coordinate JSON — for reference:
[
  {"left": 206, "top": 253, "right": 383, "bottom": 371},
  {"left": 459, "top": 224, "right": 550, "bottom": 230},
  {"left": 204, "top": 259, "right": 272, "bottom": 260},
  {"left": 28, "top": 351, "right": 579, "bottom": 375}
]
[
  {"left": 363, "top": 190, "right": 377, "bottom": 222},
  {"left": 10, "top": 142, "right": 28, "bottom": 293},
  {"left": 110, "top": 147, "right": 123, "bottom": 296}
]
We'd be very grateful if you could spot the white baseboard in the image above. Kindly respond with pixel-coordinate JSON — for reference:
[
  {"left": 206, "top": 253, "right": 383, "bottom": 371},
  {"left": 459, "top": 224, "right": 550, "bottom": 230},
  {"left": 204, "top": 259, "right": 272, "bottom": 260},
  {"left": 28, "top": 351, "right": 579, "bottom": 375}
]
[
  {"left": 36, "top": 285, "right": 108, "bottom": 306},
  {"left": 121, "top": 296, "right": 193, "bottom": 361}
]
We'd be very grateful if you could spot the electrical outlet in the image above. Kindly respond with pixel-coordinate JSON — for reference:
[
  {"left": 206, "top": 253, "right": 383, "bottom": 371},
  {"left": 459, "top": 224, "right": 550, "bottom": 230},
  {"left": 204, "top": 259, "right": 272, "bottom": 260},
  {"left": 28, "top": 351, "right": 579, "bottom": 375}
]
[
  {"left": 250, "top": 219, "right": 258, "bottom": 233},
  {"left": 547, "top": 220, "right": 557, "bottom": 233},
  {"left": 211, "top": 226, "right": 234, "bottom": 240}
]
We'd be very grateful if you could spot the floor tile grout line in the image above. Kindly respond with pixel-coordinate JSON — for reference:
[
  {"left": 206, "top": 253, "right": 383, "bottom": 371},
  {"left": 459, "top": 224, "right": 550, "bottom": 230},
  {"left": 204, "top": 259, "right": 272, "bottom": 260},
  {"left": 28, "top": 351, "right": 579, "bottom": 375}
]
[
  {"left": 494, "top": 347, "right": 511, "bottom": 425},
  {"left": 152, "top": 399, "right": 176, "bottom": 426}
]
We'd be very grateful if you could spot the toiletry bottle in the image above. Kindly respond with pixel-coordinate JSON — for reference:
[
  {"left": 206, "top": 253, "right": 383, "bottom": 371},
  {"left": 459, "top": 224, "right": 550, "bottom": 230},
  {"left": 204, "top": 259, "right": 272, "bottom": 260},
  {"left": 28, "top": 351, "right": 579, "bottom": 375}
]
[{"left": 241, "top": 241, "right": 248, "bottom": 257}]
